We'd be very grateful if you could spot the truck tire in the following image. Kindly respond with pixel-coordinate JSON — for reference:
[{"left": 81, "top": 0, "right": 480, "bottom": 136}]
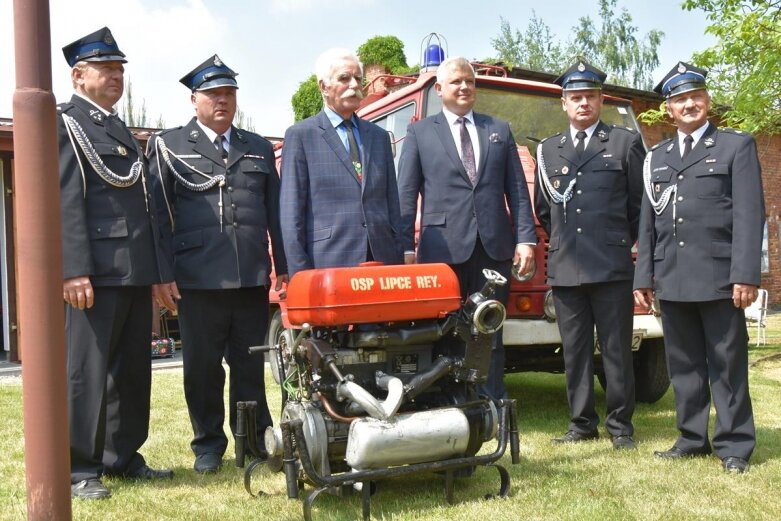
[
  {"left": 634, "top": 338, "right": 670, "bottom": 404},
  {"left": 266, "top": 309, "right": 286, "bottom": 384}
]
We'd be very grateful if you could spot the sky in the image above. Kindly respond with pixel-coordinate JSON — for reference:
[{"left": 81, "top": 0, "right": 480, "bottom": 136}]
[{"left": 0, "top": 0, "right": 716, "bottom": 137}]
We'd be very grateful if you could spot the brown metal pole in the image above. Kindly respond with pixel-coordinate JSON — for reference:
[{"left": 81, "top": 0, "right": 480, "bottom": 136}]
[{"left": 12, "top": 0, "right": 72, "bottom": 519}]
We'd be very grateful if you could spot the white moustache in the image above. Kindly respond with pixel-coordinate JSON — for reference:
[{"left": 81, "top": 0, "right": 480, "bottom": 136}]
[{"left": 342, "top": 88, "right": 364, "bottom": 100}]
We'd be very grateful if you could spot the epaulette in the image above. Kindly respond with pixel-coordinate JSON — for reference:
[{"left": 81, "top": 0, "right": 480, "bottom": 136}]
[
  {"left": 650, "top": 138, "right": 672, "bottom": 151},
  {"left": 238, "top": 129, "right": 273, "bottom": 147},
  {"left": 719, "top": 127, "right": 748, "bottom": 136},
  {"left": 539, "top": 132, "right": 561, "bottom": 144},
  {"left": 56, "top": 102, "right": 75, "bottom": 114},
  {"left": 156, "top": 126, "right": 184, "bottom": 137},
  {"left": 611, "top": 124, "right": 637, "bottom": 134}
]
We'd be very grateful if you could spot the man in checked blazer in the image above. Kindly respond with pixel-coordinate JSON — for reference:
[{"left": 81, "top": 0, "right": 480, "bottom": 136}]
[
  {"left": 634, "top": 62, "right": 765, "bottom": 474},
  {"left": 397, "top": 56, "right": 537, "bottom": 401},
  {"left": 280, "top": 48, "right": 403, "bottom": 277}
]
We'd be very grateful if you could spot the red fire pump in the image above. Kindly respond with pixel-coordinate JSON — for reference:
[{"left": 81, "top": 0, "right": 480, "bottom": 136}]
[{"left": 237, "top": 262, "right": 520, "bottom": 521}]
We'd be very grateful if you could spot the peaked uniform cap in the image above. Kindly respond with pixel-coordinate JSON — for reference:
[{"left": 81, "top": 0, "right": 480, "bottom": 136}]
[
  {"left": 654, "top": 61, "right": 708, "bottom": 98},
  {"left": 180, "top": 54, "right": 239, "bottom": 91},
  {"left": 554, "top": 59, "right": 607, "bottom": 91},
  {"left": 62, "top": 27, "right": 127, "bottom": 67}
]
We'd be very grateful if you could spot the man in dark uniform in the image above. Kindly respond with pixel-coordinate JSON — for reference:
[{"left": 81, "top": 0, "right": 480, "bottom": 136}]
[
  {"left": 58, "top": 27, "right": 173, "bottom": 500},
  {"left": 634, "top": 62, "right": 764, "bottom": 473},
  {"left": 397, "top": 57, "right": 537, "bottom": 401},
  {"left": 148, "top": 55, "right": 287, "bottom": 474},
  {"left": 534, "top": 60, "right": 645, "bottom": 449}
]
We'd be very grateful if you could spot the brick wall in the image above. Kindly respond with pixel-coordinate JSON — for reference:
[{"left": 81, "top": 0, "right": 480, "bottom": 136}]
[{"left": 631, "top": 99, "right": 781, "bottom": 304}]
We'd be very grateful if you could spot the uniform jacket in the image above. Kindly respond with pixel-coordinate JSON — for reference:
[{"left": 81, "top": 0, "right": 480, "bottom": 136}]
[
  {"left": 147, "top": 118, "right": 287, "bottom": 290},
  {"left": 633, "top": 123, "right": 765, "bottom": 301},
  {"left": 57, "top": 95, "right": 161, "bottom": 287},
  {"left": 397, "top": 111, "right": 536, "bottom": 264},
  {"left": 534, "top": 121, "right": 645, "bottom": 286},
  {"left": 279, "top": 110, "right": 403, "bottom": 277}
]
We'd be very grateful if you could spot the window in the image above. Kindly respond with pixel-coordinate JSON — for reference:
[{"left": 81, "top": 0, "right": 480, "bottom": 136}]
[{"left": 371, "top": 102, "right": 416, "bottom": 171}]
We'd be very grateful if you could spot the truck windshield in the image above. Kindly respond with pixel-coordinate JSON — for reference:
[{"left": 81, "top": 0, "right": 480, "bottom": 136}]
[{"left": 424, "top": 83, "right": 641, "bottom": 155}]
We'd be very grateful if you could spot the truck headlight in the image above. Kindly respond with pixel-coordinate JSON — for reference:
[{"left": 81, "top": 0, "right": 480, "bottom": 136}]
[{"left": 543, "top": 289, "right": 556, "bottom": 320}]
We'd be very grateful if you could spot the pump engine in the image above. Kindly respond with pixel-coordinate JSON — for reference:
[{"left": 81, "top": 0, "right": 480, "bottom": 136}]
[{"left": 238, "top": 262, "right": 519, "bottom": 521}]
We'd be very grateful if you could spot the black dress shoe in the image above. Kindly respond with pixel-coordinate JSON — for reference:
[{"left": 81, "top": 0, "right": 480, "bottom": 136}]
[
  {"left": 654, "top": 445, "right": 712, "bottom": 459},
  {"left": 722, "top": 457, "right": 749, "bottom": 473},
  {"left": 194, "top": 453, "right": 222, "bottom": 474},
  {"left": 71, "top": 478, "right": 111, "bottom": 499},
  {"left": 551, "top": 430, "right": 599, "bottom": 444},
  {"left": 126, "top": 464, "right": 174, "bottom": 480},
  {"left": 612, "top": 435, "right": 637, "bottom": 450}
]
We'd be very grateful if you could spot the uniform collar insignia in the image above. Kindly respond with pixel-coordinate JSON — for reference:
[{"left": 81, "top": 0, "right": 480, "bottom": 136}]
[
  {"left": 189, "top": 130, "right": 200, "bottom": 141},
  {"left": 598, "top": 129, "right": 608, "bottom": 141},
  {"left": 89, "top": 109, "right": 104, "bottom": 122},
  {"left": 666, "top": 142, "right": 674, "bottom": 152},
  {"left": 235, "top": 130, "right": 244, "bottom": 141},
  {"left": 703, "top": 137, "right": 715, "bottom": 147},
  {"left": 559, "top": 135, "right": 567, "bottom": 145}
]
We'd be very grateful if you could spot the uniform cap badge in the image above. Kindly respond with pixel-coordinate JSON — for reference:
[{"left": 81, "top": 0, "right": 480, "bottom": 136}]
[
  {"left": 117, "top": 145, "right": 128, "bottom": 157},
  {"left": 561, "top": 166, "right": 569, "bottom": 175},
  {"left": 577, "top": 62, "right": 586, "bottom": 72},
  {"left": 104, "top": 32, "right": 114, "bottom": 45},
  {"left": 677, "top": 62, "right": 686, "bottom": 73},
  {"left": 214, "top": 55, "right": 223, "bottom": 67}
]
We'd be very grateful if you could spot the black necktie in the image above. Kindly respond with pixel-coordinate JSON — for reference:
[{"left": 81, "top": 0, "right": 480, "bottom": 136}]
[
  {"left": 214, "top": 135, "right": 228, "bottom": 164},
  {"left": 342, "top": 119, "right": 362, "bottom": 182},
  {"left": 458, "top": 117, "right": 477, "bottom": 185},
  {"left": 575, "top": 130, "right": 587, "bottom": 157},
  {"left": 682, "top": 134, "right": 693, "bottom": 160}
]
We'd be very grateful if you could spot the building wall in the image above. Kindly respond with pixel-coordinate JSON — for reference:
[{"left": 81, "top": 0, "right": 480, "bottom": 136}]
[{"left": 631, "top": 99, "right": 781, "bottom": 304}]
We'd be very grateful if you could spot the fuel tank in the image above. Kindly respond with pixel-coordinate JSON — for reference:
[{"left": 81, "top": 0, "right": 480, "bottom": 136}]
[{"left": 286, "top": 262, "right": 461, "bottom": 326}]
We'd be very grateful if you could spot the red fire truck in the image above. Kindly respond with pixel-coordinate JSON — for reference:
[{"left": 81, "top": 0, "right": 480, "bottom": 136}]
[{"left": 267, "top": 40, "right": 669, "bottom": 404}]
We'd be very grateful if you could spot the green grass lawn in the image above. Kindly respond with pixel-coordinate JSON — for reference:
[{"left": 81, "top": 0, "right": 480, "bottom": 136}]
[{"left": 2, "top": 317, "right": 781, "bottom": 521}]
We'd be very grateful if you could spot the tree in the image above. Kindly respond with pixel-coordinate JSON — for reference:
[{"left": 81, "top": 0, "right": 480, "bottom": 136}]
[
  {"left": 491, "top": 0, "right": 664, "bottom": 90},
  {"left": 491, "top": 13, "right": 566, "bottom": 72},
  {"left": 120, "top": 79, "right": 148, "bottom": 127},
  {"left": 571, "top": 0, "right": 664, "bottom": 90},
  {"left": 356, "top": 35, "right": 415, "bottom": 74},
  {"left": 234, "top": 106, "right": 256, "bottom": 132},
  {"left": 681, "top": 0, "right": 781, "bottom": 134},
  {"left": 291, "top": 74, "right": 323, "bottom": 123}
]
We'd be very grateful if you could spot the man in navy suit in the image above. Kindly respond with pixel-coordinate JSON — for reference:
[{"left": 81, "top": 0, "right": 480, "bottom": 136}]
[
  {"left": 397, "top": 57, "right": 537, "bottom": 401},
  {"left": 634, "top": 62, "right": 765, "bottom": 473},
  {"left": 280, "top": 48, "right": 403, "bottom": 277}
]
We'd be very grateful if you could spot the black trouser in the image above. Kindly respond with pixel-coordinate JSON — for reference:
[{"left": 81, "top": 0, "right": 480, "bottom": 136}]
[
  {"left": 449, "top": 239, "right": 511, "bottom": 401},
  {"left": 552, "top": 280, "right": 635, "bottom": 436},
  {"left": 66, "top": 286, "right": 152, "bottom": 483},
  {"left": 178, "top": 287, "right": 272, "bottom": 457},
  {"left": 659, "top": 299, "right": 755, "bottom": 460}
]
